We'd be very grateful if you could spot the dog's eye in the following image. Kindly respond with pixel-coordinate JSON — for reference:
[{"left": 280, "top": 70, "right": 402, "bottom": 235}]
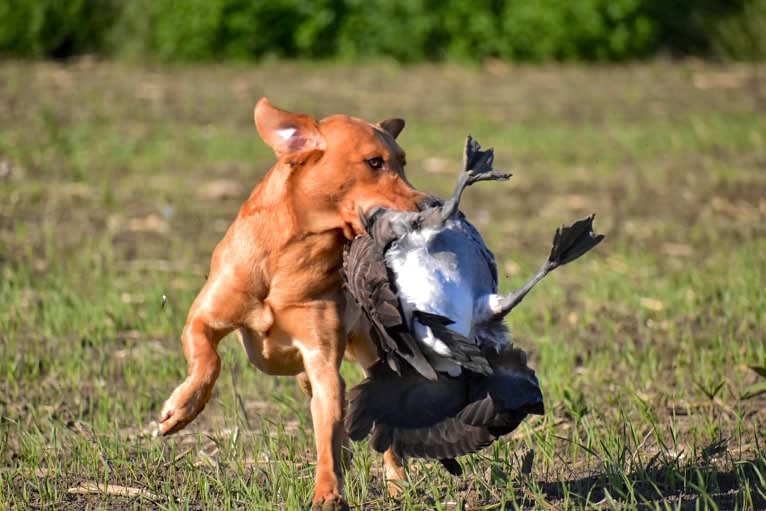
[{"left": 366, "top": 157, "right": 384, "bottom": 170}]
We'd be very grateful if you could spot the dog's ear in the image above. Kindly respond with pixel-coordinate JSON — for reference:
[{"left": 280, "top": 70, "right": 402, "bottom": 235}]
[
  {"left": 254, "top": 98, "right": 325, "bottom": 157},
  {"left": 378, "top": 118, "right": 405, "bottom": 139}
]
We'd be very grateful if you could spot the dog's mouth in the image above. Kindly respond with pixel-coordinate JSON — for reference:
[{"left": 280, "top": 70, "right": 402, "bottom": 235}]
[
  {"left": 342, "top": 208, "right": 368, "bottom": 240},
  {"left": 342, "top": 220, "right": 358, "bottom": 241},
  {"left": 343, "top": 204, "right": 380, "bottom": 240}
]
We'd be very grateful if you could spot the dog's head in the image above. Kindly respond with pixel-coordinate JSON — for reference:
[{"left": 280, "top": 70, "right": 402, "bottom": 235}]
[{"left": 255, "top": 98, "right": 427, "bottom": 239}]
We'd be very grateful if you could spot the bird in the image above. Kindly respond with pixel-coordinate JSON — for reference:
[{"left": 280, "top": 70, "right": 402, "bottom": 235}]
[{"left": 342, "top": 136, "right": 604, "bottom": 475}]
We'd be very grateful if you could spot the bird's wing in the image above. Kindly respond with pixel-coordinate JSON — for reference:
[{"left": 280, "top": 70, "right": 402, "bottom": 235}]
[
  {"left": 415, "top": 201, "right": 499, "bottom": 293},
  {"left": 346, "top": 359, "right": 467, "bottom": 442},
  {"left": 457, "top": 214, "right": 499, "bottom": 291},
  {"left": 343, "top": 235, "right": 438, "bottom": 381},
  {"left": 347, "top": 344, "right": 544, "bottom": 463}
]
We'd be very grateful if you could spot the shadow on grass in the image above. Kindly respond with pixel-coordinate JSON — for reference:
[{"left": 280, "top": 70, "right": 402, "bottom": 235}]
[{"left": 530, "top": 449, "right": 766, "bottom": 509}]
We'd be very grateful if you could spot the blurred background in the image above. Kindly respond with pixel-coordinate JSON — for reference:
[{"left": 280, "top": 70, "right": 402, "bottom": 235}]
[
  {"left": 1, "top": 1, "right": 764, "bottom": 510},
  {"left": 1, "top": 0, "right": 765, "bottom": 62}
]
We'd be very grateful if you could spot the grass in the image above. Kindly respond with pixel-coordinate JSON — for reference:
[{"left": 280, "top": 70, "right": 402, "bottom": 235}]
[{"left": 1, "top": 58, "right": 765, "bottom": 510}]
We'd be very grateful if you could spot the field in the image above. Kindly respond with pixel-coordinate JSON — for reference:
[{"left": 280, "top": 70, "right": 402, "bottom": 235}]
[{"left": 1, "top": 59, "right": 765, "bottom": 510}]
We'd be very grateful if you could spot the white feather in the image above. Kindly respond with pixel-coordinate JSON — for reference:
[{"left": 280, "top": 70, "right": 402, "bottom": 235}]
[
  {"left": 378, "top": 212, "right": 512, "bottom": 377},
  {"left": 386, "top": 227, "right": 477, "bottom": 358}
]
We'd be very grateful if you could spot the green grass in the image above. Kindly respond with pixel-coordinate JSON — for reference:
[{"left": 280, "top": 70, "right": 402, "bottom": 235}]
[{"left": 1, "top": 59, "right": 765, "bottom": 510}]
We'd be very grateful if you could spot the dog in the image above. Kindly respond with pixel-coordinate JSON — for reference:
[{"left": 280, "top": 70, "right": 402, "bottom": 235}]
[{"left": 158, "top": 98, "right": 426, "bottom": 510}]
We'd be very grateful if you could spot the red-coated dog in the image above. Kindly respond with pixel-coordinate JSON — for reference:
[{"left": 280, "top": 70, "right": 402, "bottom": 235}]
[{"left": 159, "top": 98, "right": 426, "bottom": 509}]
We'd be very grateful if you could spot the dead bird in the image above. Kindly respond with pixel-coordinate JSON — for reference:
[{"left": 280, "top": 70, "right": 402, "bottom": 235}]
[{"left": 342, "top": 136, "right": 604, "bottom": 474}]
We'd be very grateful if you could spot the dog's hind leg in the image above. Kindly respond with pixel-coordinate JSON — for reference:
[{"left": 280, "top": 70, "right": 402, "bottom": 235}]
[
  {"left": 344, "top": 330, "right": 407, "bottom": 499},
  {"left": 383, "top": 449, "right": 407, "bottom": 499}
]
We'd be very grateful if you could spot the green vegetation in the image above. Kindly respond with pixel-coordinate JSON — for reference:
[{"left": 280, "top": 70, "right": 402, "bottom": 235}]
[
  {"left": 1, "top": 0, "right": 765, "bottom": 62},
  {"left": 1, "top": 60, "right": 765, "bottom": 509}
]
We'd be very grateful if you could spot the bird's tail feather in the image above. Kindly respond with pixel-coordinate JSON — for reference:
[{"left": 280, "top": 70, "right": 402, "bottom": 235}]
[{"left": 413, "top": 310, "right": 492, "bottom": 375}]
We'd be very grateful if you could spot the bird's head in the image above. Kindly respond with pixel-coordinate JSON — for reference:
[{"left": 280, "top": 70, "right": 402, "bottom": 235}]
[{"left": 357, "top": 206, "right": 402, "bottom": 247}]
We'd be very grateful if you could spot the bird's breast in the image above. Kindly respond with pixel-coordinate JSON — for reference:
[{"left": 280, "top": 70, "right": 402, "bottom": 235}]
[{"left": 386, "top": 235, "right": 475, "bottom": 337}]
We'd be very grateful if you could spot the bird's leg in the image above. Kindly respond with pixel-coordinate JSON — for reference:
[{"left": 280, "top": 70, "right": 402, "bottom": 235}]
[
  {"left": 438, "top": 136, "right": 510, "bottom": 223},
  {"left": 491, "top": 260, "right": 556, "bottom": 320},
  {"left": 547, "top": 214, "right": 604, "bottom": 266},
  {"left": 437, "top": 171, "right": 473, "bottom": 222},
  {"left": 492, "top": 215, "right": 603, "bottom": 320}
]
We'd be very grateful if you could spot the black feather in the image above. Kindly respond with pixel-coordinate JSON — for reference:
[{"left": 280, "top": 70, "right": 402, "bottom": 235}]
[
  {"left": 346, "top": 344, "right": 544, "bottom": 462},
  {"left": 343, "top": 237, "right": 437, "bottom": 381},
  {"left": 439, "top": 458, "right": 463, "bottom": 476}
]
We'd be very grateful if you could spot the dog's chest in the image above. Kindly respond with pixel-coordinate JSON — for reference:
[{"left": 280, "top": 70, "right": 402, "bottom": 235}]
[{"left": 266, "top": 230, "right": 345, "bottom": 301}]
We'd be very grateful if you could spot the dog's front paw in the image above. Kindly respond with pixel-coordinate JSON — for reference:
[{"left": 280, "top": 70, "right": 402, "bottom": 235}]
[
  {"left": 311, "top": 492, "right": 348, "bottom": 511},
  {"left": 158, "top": 378, "right": 213, "bottom": 435}
]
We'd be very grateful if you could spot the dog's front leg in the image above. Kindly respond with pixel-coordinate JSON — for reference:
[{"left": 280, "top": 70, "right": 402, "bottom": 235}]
[
  {"left": 297, "top": 371, "right": 353, "bottom": 472},
  {"left": 306, "top": 361, "right": 347, "bottom": 510},
  {"left": 290, "top": 306, "right": 348, "bottom": 511},
  {"left": 159, "top": 277, "right": 240, "bottom": 435}
]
